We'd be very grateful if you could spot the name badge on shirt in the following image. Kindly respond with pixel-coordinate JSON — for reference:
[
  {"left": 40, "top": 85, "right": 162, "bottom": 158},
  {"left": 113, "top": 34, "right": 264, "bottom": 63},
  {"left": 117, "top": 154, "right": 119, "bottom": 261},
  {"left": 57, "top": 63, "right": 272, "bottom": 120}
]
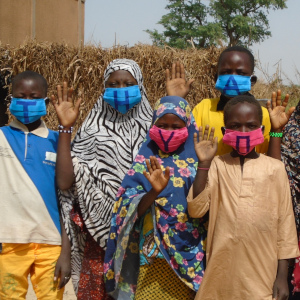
[{"left": 45, "top": 151, "right": 57, "bottom": 163}]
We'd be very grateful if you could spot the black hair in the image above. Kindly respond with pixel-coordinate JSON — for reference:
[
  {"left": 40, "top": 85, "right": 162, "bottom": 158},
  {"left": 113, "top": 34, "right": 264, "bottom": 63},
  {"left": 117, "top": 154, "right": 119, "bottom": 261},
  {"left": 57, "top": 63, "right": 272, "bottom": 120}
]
[
  {"left": 217, "top": 46, "right": 255, "bottom": 73},
  {"left": 12, "top": 70, "right": 48, "bottom": 95},
  {"left": 223, "top": 95, "right": 263, "bottom": 125}
]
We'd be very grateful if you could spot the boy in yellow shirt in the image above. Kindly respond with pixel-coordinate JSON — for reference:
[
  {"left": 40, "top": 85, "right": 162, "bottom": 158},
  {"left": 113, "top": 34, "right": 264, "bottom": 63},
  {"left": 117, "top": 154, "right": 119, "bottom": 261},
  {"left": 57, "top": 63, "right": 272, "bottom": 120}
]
[{"left": 166, "top": 46, "right": 293, "bottom": 156}]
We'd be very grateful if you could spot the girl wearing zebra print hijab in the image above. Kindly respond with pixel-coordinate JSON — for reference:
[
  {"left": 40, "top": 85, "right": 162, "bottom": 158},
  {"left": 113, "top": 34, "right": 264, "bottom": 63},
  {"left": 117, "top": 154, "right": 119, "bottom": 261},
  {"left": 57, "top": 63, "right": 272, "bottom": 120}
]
[{"left": 53, "top": 59, "right": 153, "bottom": 299}]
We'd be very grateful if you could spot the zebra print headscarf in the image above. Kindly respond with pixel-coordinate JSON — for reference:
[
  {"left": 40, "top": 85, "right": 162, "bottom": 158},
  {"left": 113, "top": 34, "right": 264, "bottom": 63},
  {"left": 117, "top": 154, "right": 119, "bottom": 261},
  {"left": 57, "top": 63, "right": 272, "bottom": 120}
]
[{"left": 60, "top": 59, "right": 153, "bottom": 292}]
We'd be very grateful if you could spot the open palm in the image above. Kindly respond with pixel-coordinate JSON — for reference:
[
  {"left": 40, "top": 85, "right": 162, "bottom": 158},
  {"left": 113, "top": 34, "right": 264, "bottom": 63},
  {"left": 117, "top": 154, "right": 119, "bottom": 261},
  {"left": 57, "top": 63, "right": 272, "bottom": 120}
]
[
  {"left": 51, "top": 82, "right": 81, "bottom": 128},
  {"left": 267, "top": 90, "right": 295, "bottom": 131},
  {"left": 166, "top": 62, "right": 194, "bottom": 98},
  {"left": 194, "top": 126, "right": 218, "bottom": 163},
  {"left": 143, "top": 156, "right": 170, "bottom": 194}
]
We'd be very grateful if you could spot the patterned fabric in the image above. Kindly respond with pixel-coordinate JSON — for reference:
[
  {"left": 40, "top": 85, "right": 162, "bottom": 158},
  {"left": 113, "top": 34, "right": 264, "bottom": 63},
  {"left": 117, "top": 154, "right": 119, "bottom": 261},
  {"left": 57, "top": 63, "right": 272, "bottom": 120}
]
[
  {"left": 282, "top": 101, "right": 300, "bottom": 293},
  {"left": 135, "top": 258, "right": 196, "bottom": 300},
  {"left": 281, "top": 100, "right": 300, "bottom": 231},
  {"left": 77, "top": 233, "right": 113, "bottom": 300},
  {"left": 59, "top": 59, "right": 153, "bottom": 294},
  {"left": 104, "top": 96, "right": 207, "bottom": 299}
]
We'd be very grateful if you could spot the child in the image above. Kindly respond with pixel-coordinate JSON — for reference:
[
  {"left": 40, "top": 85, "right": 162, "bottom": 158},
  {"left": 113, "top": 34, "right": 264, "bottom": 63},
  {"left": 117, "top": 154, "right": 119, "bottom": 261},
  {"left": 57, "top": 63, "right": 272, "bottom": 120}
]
[
  {"left": 104, "top": 96, "right": 206, "bottom": 299},
  {"left": 52, "top": 59, "right": 152, "bottom": 298},
  {"left": 166, "top": 48, "right": 294, "bottom": 159},
  {"left": 0, "top": 71, "right": 71, "bottom": 299},
  {"left": 187, "top": 94, "right": 299, "bottom": 300}
]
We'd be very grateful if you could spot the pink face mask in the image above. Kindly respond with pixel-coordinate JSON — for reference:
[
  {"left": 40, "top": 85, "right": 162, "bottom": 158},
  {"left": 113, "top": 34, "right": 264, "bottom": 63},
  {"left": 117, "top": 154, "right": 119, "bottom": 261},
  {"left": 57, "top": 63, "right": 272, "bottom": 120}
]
[
  {"left": 222, "top": 127, "right": 264, "bottom": 156},
  {"left": 149, "top": 125, "right": 188, "bottom": 153}
]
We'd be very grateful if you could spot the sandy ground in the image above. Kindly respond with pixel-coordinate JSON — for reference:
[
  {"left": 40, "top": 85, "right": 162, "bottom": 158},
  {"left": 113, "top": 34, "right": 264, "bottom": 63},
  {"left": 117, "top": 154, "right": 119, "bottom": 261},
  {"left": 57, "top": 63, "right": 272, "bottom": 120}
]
[{"left": 26, "top": 280, "right": 76, "bottom": 300}]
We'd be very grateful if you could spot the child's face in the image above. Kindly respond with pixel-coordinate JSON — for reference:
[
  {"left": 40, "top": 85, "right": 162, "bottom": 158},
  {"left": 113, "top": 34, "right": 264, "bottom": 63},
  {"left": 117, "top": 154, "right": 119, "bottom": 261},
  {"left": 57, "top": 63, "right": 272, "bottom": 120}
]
[
  {"left": 155, "top": 113, "right": 186, "bottom": 131},
  {"left": 225, "top": 102, "right": 261, "bottom": 132},
  {"left": 218, "top": 51, "right": 253, "bottom": 77},
  {"left": 105, "top": 70, "right": 138, "bottom": 88},
  {"left": 12, "top": 78, "right": 46, "bottom": 99}
]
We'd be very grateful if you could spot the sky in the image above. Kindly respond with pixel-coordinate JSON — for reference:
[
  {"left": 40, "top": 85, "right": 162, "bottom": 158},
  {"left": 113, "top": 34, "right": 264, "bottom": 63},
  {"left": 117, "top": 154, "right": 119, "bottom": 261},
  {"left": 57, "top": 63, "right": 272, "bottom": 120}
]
[{"left": 84, "top": 0, "right": 300, "bottom": 84}]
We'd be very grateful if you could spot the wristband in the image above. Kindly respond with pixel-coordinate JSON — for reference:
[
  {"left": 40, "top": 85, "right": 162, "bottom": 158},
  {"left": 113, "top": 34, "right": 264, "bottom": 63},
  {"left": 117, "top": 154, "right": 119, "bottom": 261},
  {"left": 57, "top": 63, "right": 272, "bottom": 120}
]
[
  {"left": 58, "top": 125, "right": 73, "bottom": 134},
  {"left": 269, "top": 132, "right": 283, "bottom": 138},
  {"left": 198, "top": 167, "right": 209, "bottom": 171}
]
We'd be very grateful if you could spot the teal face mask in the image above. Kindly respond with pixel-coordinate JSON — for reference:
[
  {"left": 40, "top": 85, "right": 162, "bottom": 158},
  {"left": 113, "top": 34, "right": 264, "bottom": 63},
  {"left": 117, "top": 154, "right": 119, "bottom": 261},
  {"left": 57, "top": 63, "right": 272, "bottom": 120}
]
[
  {"left": 215, "top": 74, "right": 252, "bottom": 97},
  {"left": 9, "top": 98, "right": 47, "bottom": 124},
  {"left": 103, "top": 85, "right": 142, "bottom": 114}
]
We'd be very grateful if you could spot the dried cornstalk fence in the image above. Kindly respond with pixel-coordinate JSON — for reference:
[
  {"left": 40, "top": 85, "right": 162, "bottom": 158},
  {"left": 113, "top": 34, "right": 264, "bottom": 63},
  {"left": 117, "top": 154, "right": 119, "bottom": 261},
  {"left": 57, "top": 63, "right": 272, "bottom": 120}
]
[
  {"left": 0, "top": 42, "right": 222, "bottom": 132},
  {"left": 1, "top": 41, "right": 298, "bottom": 133}
]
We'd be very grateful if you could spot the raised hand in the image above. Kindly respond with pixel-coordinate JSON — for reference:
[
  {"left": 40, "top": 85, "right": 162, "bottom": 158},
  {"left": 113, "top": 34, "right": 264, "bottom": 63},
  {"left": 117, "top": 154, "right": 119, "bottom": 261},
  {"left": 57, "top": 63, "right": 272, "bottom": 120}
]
[
  {"left": 194, "top": 125, "right": 218, "bottom": 164},
  {"left": 166, "top": 61, "right": 195, "bottom": 98},
  {"left": 51, "top": 82, "right": 82, "bottom": 128},
  {"left": 267, "top": 90, "right": 295, "bottom": 131},
  {"left": 143, "top": 156, "right": 170, "bottom": 194}
]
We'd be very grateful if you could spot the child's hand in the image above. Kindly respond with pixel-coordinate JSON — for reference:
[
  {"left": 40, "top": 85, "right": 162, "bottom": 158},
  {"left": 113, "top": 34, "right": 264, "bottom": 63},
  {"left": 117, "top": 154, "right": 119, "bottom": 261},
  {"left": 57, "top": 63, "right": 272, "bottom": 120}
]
[
  {"left": 166, "top": 61, "right": 195, "bottom": 98},
  {"left": 51, "top": 82, "right": 82, "bottom": 128},
  {"left": 194, "top": 125, "right": 218, "bottom": 163},
  {"left": 53, "top": 251, "right": 71, "bottom": 290},
  {"left": 267, "top": 90, "right": 295, "bottom": 132},
  {"left": 143, "top": 156, "right": 170, "bottom": 194},
  {"left": 272, "top": 276, "right": 289, "bottom": 300}
]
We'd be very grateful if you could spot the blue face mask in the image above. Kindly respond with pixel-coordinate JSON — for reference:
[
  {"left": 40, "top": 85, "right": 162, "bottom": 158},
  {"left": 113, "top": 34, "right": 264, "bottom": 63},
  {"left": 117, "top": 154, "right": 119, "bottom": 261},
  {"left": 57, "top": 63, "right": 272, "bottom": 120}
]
[
  {"left": 9, "top": 98, "right": 47, "bottom": 124},
  {"left": 103, "top": 85, "right": 142, "bottom": 114},
  {"left": 215, "top": 74, "right": 252, "bottom": 97}
]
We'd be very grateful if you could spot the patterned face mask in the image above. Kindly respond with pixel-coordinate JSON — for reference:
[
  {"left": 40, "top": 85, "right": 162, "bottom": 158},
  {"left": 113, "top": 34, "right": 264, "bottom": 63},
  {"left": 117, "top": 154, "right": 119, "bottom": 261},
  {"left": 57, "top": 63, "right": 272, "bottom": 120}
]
[
  {"left": 215, "top": 74, "right": 252, "bottom": 97},
  {"left": 9, "top": 97, "right": 48, "bottom": 124},
  {"left": 222, "top": 127, "right": 264, "bottom": 155},
  {"left": 149, "top": 125, "right": 188, "bottom": 153},
  {"left": 103, "top": 85, "right": 142, "bottom": 114}
]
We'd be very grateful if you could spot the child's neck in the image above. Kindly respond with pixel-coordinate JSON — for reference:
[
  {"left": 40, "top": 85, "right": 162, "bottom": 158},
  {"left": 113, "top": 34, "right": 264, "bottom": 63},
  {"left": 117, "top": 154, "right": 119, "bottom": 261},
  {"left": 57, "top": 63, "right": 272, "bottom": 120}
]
[
  {"left": 231, "top": 149, "right": 259, "bottom": 172},
  {"left": 25, "top": 119, "right": 42, "bottom": 132}
]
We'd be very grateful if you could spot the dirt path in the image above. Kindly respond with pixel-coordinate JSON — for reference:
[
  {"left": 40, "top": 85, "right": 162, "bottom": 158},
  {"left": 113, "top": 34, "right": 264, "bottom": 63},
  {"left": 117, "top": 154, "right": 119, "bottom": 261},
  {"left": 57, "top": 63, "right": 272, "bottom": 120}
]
[{"left": 26, "top": 280, "right": 76, "bottom": 300}]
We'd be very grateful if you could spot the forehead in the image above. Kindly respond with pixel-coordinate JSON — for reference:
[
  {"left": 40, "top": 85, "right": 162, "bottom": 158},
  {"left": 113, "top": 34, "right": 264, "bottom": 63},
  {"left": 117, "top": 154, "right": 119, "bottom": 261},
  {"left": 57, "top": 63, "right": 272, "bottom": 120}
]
[
  {"left": 106, "top": 70, "right": 136, "bottom": 81},
  {"left": 13, "top": 78, "right": 45, "bottom": 94},
  {"left": 156, "top": 113, "right": 185, "bottom": 124},
  {"left": 219, "top": 51, "right": 252, "bottom": 69},
  {"left": 226, "top": 102, "right": 260, "bottom": 122}
]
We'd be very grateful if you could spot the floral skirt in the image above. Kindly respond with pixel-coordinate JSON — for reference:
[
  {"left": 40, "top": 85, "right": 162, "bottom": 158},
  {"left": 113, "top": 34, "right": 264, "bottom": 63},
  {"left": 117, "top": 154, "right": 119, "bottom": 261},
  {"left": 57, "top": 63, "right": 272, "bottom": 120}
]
[{"left": 135, "top": 258, "right": 195, "bottom": 300}]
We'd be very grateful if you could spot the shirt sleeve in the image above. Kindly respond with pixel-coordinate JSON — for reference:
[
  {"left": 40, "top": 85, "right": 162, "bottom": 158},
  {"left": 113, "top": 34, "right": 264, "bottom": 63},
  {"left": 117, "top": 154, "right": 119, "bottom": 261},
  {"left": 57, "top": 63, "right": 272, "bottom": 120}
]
[
  {"left": 187, "top": 159, "right": 218, "bottom": 218},
  {"left": 256, "top": 107, "right": 271, "bottom": 154},
  {"left": 192, "top": 102, "right": 202, "bottom": 128},
  {"left": 277, "top": 165, "right": 300, "bottom": 260}
]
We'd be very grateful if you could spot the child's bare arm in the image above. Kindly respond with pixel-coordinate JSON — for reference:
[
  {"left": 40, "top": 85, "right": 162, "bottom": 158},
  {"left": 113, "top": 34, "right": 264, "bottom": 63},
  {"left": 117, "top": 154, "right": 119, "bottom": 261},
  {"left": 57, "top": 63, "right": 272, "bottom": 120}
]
[
  {"left": 138, "top": 156, "right": 170, "bottom": 217},
  {"left": 51, "top": 82, "right": 81, "bottom": 190},
  {"left": 272, "top": 259, "right": 289, "bottom": 300},
  {"left": 193, "top": 126, "right": 218, "bottom": 199},
  {"left": 267, "top": 90, "right": 295, "bottom": 160},
  {"left": 166, "top": 61, "right": 194, "bottom": 98},
  {"left": 54, "top": 218, "right": 71, "bottom": 290}
]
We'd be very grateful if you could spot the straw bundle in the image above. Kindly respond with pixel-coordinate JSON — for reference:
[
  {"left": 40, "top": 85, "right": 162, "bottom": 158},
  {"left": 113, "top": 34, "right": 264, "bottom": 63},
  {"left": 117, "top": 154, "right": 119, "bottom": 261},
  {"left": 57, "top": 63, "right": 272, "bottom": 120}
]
[{"left": 0, "top": 41, "right": 222, "bottom": 132}]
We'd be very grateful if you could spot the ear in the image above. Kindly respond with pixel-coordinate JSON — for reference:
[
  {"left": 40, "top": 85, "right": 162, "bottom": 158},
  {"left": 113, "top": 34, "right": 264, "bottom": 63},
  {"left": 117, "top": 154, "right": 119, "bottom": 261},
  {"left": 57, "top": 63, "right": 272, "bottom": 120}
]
[
  {"left": 221, "top": 126, "right": 226, "bottom": 135},
  {"left": 250, "top": 75, "right": 257, "bottom": 87},
  {"left": 261, "top": 125, "right": 265, "bottom": 134},
  {"left": 45, "top": 97, "right": 50, "bottom": 106}
]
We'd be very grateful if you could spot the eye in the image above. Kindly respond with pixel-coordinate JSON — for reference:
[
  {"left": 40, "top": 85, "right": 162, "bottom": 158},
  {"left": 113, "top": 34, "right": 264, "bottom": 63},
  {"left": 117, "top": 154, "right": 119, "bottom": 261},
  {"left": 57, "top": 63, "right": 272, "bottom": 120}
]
[
  {"left": 126, "top": 82, "right": 135, "bottom": 87},
  {"left": 249, "top": 124, "right": 258, "bottom": 129},
  {"left": 228, "top": 124, "right": 239, "bottom": 129}
]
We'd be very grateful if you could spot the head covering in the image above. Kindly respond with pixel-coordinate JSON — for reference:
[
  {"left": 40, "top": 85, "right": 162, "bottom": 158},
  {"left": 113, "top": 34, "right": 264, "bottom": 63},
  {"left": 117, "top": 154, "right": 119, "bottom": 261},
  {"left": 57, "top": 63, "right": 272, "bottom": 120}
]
[
  {"left": 60, "top": 59, "right": 153, "bottom": 292},
  {"left": 104, "top": 96, "right": 207, "bottom": 299},
  {"left": 281, "top": 100, "right": 300, "bottom": 293}
]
